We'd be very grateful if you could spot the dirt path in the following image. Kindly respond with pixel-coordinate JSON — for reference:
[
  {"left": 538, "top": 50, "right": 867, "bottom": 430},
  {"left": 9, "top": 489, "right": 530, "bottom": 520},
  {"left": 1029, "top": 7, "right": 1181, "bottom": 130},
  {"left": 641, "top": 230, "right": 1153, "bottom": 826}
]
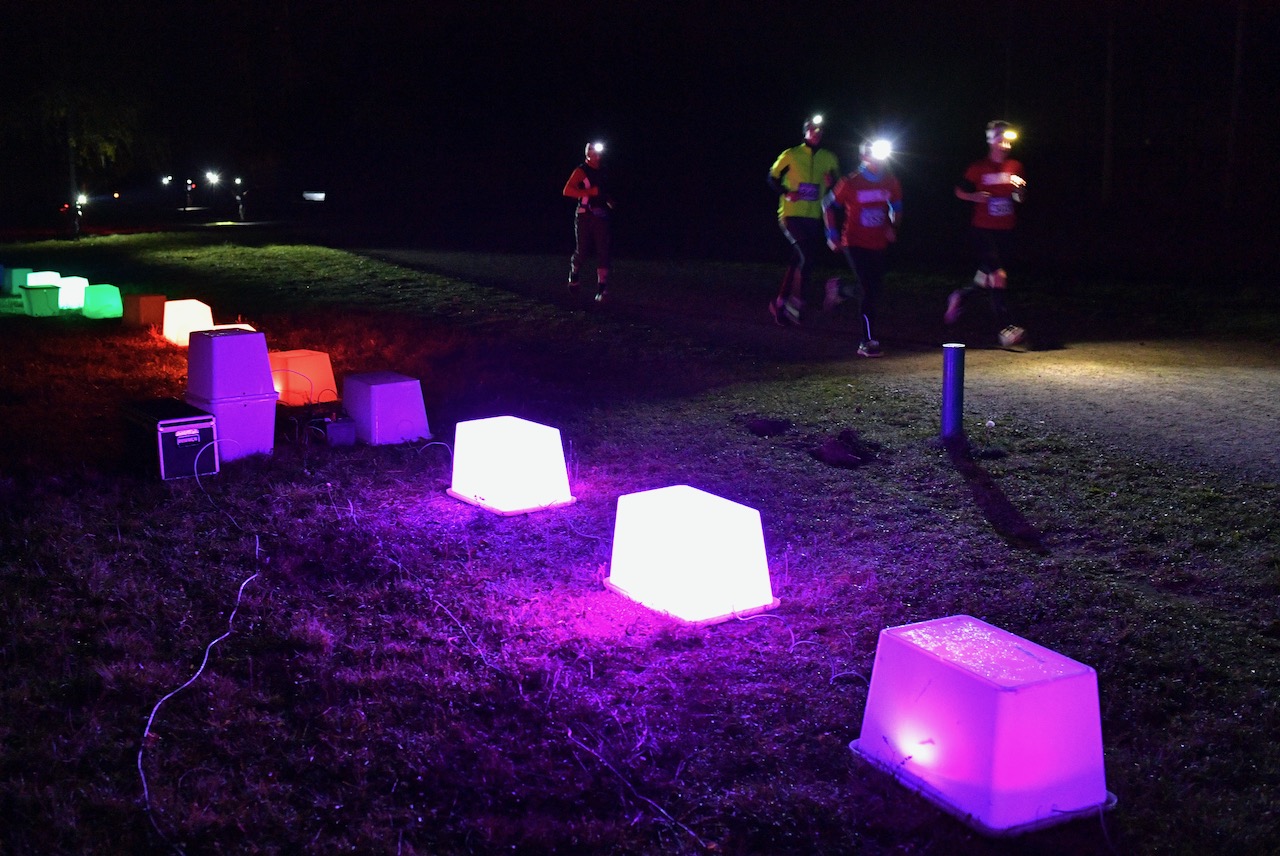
[
  {"left": 367, "top": 249, "right": 1280, "bottom": 482},
  {"left": 859, "top": 341, "right": 1280, "bottom": 482}
]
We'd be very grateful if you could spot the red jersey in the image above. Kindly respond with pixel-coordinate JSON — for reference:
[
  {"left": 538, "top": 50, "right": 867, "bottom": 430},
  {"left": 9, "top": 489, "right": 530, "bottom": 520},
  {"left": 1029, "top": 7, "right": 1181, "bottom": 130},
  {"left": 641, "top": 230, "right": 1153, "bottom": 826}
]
[
  {"left": 963, "top": 157, "right": 1024, "bottom": 230},
  {"left": 830, "top": 169, "right": 902, "bottom": 251}
]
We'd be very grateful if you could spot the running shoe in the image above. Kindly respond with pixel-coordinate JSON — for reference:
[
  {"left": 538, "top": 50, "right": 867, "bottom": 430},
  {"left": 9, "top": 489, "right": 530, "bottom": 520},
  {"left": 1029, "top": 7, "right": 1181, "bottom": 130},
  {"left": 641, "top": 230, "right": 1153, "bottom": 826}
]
[
  {"left": 594, "top": 288, "right": 608, "bottom": 304},
  {"left": 944, "top": 290, "right": 964, "bottom": 324},
  {"left": 857, "top": 339, "right": 883, "bottom": 358},
  {"left": 998, "top": 325, "right": 1027, "bottom": 348},
  {"left": 770, "top": 297, "right": 799, "bottom": 326}
]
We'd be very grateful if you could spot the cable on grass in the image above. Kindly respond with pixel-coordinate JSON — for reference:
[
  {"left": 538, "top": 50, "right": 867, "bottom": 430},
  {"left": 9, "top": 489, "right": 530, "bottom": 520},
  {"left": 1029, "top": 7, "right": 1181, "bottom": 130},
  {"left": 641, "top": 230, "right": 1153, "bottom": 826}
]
[
  {"left": 565, "top": 726, "right": 710, "bottom": 852},
  {"left": 416, "top": 440, "right": 453, "bottom": 462},
  {"left": 194, "top": 439, "right": 245, "bottom": 531},
  {"left": 137, "top": 549, "right": 260, "bottom": 854}
]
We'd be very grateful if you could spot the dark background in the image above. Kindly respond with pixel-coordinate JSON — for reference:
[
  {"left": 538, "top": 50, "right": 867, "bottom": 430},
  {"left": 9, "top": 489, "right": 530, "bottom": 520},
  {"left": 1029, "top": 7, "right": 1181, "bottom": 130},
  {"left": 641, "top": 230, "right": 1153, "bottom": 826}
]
[{"left": 2, "top": 0, "right": 1277, "bottom": 276}]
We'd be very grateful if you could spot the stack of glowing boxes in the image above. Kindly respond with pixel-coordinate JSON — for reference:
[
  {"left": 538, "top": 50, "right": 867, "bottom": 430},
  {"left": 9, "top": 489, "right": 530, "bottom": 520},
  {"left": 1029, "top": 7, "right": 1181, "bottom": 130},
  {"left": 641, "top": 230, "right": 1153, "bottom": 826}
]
[
  {"left": 185, "top": 329, "right": 278, "bottom": 461},
  {"left": 851, "top": 614, "right": 1113, "bottom": 835}
]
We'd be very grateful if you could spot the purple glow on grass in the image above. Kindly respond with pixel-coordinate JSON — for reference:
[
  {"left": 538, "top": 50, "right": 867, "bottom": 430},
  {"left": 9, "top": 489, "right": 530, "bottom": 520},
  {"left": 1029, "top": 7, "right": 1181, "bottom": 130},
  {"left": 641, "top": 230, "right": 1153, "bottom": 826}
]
[
  {"left": 852, "top": 614, "right": 1111, "bottom": 835},
  {"left": 604, "top": 485, "right": 779, "bottom": 625}
]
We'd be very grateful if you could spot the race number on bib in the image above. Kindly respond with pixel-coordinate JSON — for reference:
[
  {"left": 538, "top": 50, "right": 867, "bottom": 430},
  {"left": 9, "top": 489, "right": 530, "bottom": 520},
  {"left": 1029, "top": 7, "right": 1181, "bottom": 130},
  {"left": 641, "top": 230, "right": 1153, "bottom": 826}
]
[
  {"left": 797, "top": 183, "right": 820, "bottom": 202},
  {"left": 860, "top": 209, "right": 887, "bottom": 228},
  {"left": 987, "top": 197, "right": 1015, "bottom": 218}
]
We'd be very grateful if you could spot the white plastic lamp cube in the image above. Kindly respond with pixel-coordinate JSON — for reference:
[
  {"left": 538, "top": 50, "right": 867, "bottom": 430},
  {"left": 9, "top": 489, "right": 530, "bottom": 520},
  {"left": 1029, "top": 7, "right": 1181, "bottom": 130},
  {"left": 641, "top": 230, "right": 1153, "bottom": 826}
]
[
  {"left": 162, "top": 299, "right": 215, "bottom": 346},
  {"left": 187, "top": 329, "right": 275, "bottom": 401},
  {"left": 26, "top": 270, "right": 60, "bottom": 287},
  {"left": 19, "top": 284, "right": 62, "bottom": 317},
  {"left": 58, "top": 275, "right": 89, "bottom": 310},
  {"left": 82, "top": 284, "right": 123, "bottom": 319},
  {"left": 269, "top": 349, "right": 339, "bottom": 406},
  {"left": 4, "top": 267, "right": 33, "bottom": 295},
  {"left": 123, "top": 294, "right": 167, "bottom": 328},
  {"left": 342, "top": 371, "right": 431, "bottom": 445},
  {"left": 851, "top": 614, "right": 1113, "bottom": 836},
  {"left": 447, "top": 416, "right": 575, "bottom": 515},
  {"left": 604, "top": 485, "right": 779, "bottom": 625}
]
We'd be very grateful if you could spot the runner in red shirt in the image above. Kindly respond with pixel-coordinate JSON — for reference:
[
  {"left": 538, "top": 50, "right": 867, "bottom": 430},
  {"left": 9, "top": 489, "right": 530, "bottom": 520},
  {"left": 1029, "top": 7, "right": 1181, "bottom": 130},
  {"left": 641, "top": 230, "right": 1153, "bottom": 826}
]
[
  {"left": 946, "top": 120, "right": 1027, "bottom": 348},
  {"left": 822, "top": 137, "right": 902, "bottom": 357}
]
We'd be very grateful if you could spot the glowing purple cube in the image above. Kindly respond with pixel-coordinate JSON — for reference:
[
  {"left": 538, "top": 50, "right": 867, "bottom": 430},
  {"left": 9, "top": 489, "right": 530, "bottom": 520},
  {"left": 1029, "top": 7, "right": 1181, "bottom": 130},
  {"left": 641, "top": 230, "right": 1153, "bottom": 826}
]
[
  {"left": 604, "top": 485, "right": 779, "bottom": 625},
  {"left": 187, "top": 330, "right": 275, "bottom": 401},
  {"left": 851, "top": 614, "right": 1113, "bottom": 835},
  {"left": 447, "top": 416, "right": 574, "bottom": 515}
]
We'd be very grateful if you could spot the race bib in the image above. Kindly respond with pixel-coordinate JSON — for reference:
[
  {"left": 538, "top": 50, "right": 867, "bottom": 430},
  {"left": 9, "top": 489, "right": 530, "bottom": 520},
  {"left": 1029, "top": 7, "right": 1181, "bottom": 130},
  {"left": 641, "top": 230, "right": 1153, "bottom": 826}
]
[
  {"left": 860, "top": 209, "right": 887, "bottom": 228},
  {"left": 987, "top": 197, "right": 1015, "bottom": 218},
  {"left": 797, "top": 182, "right": 820, "bottom": 202}
]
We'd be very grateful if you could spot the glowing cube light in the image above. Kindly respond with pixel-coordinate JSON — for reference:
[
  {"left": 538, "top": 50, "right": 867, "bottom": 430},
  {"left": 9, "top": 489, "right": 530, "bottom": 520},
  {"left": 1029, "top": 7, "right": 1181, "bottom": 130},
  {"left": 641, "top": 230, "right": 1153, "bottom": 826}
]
[
  {"left": 19, "top": 283, "right": 61, "bottom": 317},
  {"left": 269, "top": 349, "right": 339, "bottom": 406},
  {"left": 162, "top": 299, "right": 215, "bottom": 346},
  {"left": 82, "top": 284, "right": 123, "bottom": 319},
  {"left": 604, "top": 485, "right": 779, "bottom": 624},
  {"left": 58, "top": 275, "right": 88, "bottom": 310},
  {"left": 4, "top": 267, "right": 33, "bottom": 295},
  {"left": 342, "top": 371, "right": 431, "bottom": 445},
  {"left": 447, "top": 416, "right": 575, "bottom": 515},
  {"left": 27, "top": 270, "right": 60, "bottom": 287},
  {"left": 123, "top": 294, "right": 167, "bottom": 328},
  {"left": 187, "top": 329, "right": 275, "bottom": 400},
  {"left": 851, "top": 615, "right": 1113, "bottom": 836}
]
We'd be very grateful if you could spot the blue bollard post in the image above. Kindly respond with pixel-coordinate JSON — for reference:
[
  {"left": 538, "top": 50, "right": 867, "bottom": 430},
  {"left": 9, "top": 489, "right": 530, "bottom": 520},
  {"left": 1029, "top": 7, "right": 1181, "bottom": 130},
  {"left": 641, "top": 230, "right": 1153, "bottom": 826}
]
[{"left": 941, "top": 343, "right": 965, "bottom": 440}]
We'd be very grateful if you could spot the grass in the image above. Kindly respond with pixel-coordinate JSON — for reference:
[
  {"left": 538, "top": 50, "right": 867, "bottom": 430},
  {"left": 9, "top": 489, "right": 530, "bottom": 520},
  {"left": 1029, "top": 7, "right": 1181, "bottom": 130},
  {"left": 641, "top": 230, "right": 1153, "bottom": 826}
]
[{"left": 1, "top": 231, "right": 1278, "bottom": 854}]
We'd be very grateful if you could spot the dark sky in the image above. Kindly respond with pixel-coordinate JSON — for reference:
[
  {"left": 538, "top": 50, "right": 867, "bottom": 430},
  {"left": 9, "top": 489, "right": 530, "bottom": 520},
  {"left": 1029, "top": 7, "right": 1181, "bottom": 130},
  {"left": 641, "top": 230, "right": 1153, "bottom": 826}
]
[{"left": 4, "top": 0, "right": 1278, "bottom": 259}]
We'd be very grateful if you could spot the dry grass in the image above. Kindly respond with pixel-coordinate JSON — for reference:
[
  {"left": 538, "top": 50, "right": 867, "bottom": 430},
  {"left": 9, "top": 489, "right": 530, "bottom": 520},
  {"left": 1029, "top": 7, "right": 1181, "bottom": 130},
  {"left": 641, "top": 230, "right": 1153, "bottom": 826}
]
[{"left": 0, "top": 232, "right": 1277, "bottom": 855}]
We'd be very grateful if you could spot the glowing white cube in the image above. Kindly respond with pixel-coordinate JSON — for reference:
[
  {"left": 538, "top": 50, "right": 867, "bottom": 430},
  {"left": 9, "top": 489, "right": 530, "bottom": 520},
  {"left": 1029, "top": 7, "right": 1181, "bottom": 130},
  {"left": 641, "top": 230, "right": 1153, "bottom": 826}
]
[
  {"left": 162, "top": 299, "right": 215, "bottom": 346},
  {"left": 447, "top": 416, "right": 575, "bottom": 515},
  {"left": 26, "top": 270, "right": 60, "bottom": 287},
  {"left": 851, "top": 614, "right": 1112, "bottom": 836},
  {"left": 269, "top": 349, "right": 339, "bottom": 406},
  {"left": 604, "top": 485, "right": 779, "bottom": 625},
  {"left": 58, "top": 275, "right": 88, "bottom": 310}
]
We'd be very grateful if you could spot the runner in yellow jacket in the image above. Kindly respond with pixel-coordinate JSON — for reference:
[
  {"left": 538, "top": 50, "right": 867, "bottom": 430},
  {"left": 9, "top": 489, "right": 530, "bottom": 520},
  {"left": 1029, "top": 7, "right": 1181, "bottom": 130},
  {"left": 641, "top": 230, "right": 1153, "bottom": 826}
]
[{"left": 767, "top": 115, "right": 840, "bottom": 325}]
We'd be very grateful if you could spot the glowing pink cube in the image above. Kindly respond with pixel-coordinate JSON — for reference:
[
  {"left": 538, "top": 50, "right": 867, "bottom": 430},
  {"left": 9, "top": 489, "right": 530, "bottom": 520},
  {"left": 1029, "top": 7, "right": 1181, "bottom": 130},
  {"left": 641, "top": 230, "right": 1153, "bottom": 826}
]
[
  {"left": 447, "top": 416, "right": 575, "bottom": 515},
  {"left": 851, "top": 614, "right": 1112, "bottom": 835},
  {"left": 604, "top": 485, "right": 779, "bottom": 625},
  {"left": 269, "top": 349, "right": 339, "bottom": 406},
  {"left": 162, "top": 299, "right": 215, "bottom": 346}
]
